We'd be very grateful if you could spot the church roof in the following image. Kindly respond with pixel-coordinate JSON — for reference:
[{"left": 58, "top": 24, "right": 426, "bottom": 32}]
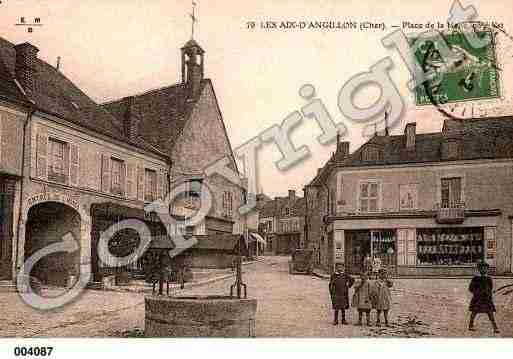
[{"left": 102, "top": 80, "right": 211, "bottom": 153}]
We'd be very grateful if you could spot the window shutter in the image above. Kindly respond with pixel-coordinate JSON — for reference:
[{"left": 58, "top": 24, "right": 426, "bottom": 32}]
[
  {"left": 406, "top": 229, "right": 417, "bottom": 265},
  {"left": 484, "top": 227, "right": 496, "bottom": 266},
  {"left": 120, "top": 161, "right": 127, "bottom": 197},
  {"left": 126, "top": 163, "right": 136, "bottom": 199},
  {"left": 396, "top": 229, "right": 407, "bottom": 265},
  {"left": 137, "top": 165, "right": 145, "bottom": 201},
  {"left": 336, "top": 172, "right": 344, "bottom": 213},
  {"left": 69, "top": 143, "right": 79, "bottom": 187},
  {"left": 36, "top": 131, "right": 48, "bottom": 179},
  {"left": 157, "top": 171, "right": 165, "bottom": 200},
  {"left": 101, "top": 155, "right": 110, "bottom": 193}
]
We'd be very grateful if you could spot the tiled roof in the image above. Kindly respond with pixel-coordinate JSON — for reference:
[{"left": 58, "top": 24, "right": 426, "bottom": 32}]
[
  {"left": 101, "top": 82, "right": 198, "bottom": 153},
  {"left": 291, "top": 197, "right": 306, "bottom": 216},
  {"left": 0, "top": 39, "right": 30, "bottom": 104},
  {"left": 0, "top": 37, "right": 168, "bottom": 157},
  {"left": 308, "top": 116, "right": 513, "bottom": 186},
  {"left": 259, "top": 195, "right": 305, "bottom": 218},
  {"left": 260, "top": 199, "right": 281, "bottom": 218}
]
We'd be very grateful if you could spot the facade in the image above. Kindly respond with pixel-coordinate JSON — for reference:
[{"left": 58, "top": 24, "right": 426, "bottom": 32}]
[
  {"left": 259, "top": 190, "right": 305, "bottom": 255},
  {"left": 0, "top": 35, "right": 244, "bottom": 284},
  {"left": 306, "top": 118, "right": 513, "bottom": 276}
]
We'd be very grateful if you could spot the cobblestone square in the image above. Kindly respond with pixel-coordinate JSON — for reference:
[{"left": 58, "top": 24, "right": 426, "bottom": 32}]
[{"left": 1, "top": 256, "right": 512, "bottom": 338}]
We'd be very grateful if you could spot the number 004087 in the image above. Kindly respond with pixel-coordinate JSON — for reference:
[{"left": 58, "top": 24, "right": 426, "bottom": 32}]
[{"left": 14, "top": 347, "right": 53, "bottom": 357}]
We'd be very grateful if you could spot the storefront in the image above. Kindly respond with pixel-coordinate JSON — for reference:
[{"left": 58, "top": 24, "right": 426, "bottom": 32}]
[
  {"left": 90, "top": 202, "right": 167, "bottom": 282},
  {"left": 344, "top": 229, "right": 396, "bottom": 274},
  {"left": 333, "top": 212, "right": 501, "bottom": 276}
]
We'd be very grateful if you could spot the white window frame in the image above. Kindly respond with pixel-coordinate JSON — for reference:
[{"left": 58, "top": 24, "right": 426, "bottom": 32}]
[{"left": 357, "top": 180, "right": 381, "bottom": 213}]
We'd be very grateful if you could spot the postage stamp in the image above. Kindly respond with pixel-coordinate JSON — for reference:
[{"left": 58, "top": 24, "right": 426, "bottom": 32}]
[{"left": 411, "top": 29, "right": 500, "bottom": 106}]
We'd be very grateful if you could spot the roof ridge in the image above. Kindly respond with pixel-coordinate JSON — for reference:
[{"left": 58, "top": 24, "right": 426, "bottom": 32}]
[{"left": 100, "top": 82, "right": 186, "bottom": 106}]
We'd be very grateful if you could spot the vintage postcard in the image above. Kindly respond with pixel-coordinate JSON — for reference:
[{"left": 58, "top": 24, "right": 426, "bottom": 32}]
[{"left": 1, "top": 0, "right": 513, "bottom": 357}]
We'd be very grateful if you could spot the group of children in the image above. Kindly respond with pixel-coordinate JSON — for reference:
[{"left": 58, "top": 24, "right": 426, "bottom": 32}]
[
  {"left": 329, "top": 261, "right": 500, "bottom": 333},
  {"left": 329, "top": 263, "right": 393, "bottom": 326}
]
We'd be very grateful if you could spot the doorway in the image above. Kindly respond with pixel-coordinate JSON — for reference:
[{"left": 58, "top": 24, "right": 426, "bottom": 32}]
[{"left": 24, "top": 201, "right": 81, "bottom": 286}]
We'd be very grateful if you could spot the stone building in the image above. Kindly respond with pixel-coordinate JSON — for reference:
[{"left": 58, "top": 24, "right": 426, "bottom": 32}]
[
  {"left": 259, "top": 190, "right": 305, "bottom": 255},
  {"left": 0, "top": 35, "right": 244, "bottom": 284},
  {"left": 306, "top": 118, "right": 513, "bottom": 276}
]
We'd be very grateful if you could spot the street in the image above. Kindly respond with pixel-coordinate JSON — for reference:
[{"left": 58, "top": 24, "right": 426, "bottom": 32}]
[{"left": 1, "top": 256, "right": 512, "bottom": 338}]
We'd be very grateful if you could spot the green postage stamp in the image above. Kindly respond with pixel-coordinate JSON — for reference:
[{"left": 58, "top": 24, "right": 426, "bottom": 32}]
[{"left": 411, "top": 30, "right": 500, "bottom": 106}]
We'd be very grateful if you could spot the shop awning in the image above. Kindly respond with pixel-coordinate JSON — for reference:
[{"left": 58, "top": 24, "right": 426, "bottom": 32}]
[{"left": 249, "top": 232, "right": 266, "bottom": 246}]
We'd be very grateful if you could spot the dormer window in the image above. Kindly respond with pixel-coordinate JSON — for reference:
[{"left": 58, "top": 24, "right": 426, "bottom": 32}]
[
  {"left": 362, "top": 146, "right": 381, "bottom": 162},
  {"left": 442, "top": 139, "right": 461, "bottom": 160}
]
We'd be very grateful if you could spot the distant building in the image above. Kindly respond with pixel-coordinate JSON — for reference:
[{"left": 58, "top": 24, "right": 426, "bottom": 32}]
[
  {"left": 259, "top": 190, "right": 305, "bottom": 255},
  {"left": 306, "top": 118, "right": 513, "bottom": 276}
]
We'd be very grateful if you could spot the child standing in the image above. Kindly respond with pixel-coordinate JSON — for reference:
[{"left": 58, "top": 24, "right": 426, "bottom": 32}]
[
  {"left": 468, "top": 261, "right": 500, "bottom": 334},
  {"left": 352, "top": 272, "right": 373, "bottom": 326},
  {"left": 371, "top": 268, "right": 393, "bottom": 327},
  {"left": 329, "top": 263, "right": 355, "bottom": 325}
]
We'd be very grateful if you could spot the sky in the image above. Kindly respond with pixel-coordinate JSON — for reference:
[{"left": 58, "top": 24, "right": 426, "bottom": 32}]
[{"left": 1, "top": 0, "right": 512, "bottom": 197}]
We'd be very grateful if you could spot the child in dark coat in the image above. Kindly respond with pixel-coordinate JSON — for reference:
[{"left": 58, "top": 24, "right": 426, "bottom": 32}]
[
  {"left": 329, "top": 263, "right": 355, "bottom": 325},
  {"left": 468, "top": 261, "right": 500, "bottom": 333}
]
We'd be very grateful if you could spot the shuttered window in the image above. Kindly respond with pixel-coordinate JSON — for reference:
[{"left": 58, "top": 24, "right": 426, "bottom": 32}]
[
  {"left": 441, "top": 177, "right": 462, "bottom": 207},
  {"left": 222, "top": 191, "right": 233, "bottom": 217},
  {"left": 101, "top": 155, "right": 111, "bottom": 193},
  {"left": 35, "top": 132, "right": 48, "bottom": 179},
  {"left": 144, "top": 169, "right": 157, "bottom": 202},
  {"left": 69, "top": 143, "right": 79, "bottom": 187},
  {"left": 110, "top": 158, "right": 125, "bottom": 196},
  {"left": 126, "top": 163, "right": 136, "bottom": 199}
]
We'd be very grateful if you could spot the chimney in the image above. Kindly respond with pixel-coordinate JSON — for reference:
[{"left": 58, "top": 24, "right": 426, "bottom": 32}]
[
  {"left": 336, "top": 141, "right": 350, "bottom": 159},
  {"left": 405, "top": 122, "right": 416, "bottom": 149},
  {"left": 14, "top": 42, "right": 39, "bottom": 94},
  {"left": 288, "top": 190, "right": 296, "bottom": 199},
  {"left": 123, "top": 96, "right": 140, "bottom": 141}
]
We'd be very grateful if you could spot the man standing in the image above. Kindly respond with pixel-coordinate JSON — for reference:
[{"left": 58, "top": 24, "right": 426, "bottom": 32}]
[{"left": 329, "top": 263, "right": 355, "bottom": 325}]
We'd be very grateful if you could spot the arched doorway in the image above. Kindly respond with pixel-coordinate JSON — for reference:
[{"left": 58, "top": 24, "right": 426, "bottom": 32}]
[{"left": 24, "top": 201, "right": 81, "bottom": 286}]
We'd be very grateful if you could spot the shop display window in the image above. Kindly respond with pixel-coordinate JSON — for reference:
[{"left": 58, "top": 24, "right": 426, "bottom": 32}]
[{"left": 416, "top": 227, "right": 484, "bottom": 265}]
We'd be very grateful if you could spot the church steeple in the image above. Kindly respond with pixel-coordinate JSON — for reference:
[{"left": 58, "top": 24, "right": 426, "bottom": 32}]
[{"left": 181, "top": 2, "right": 204, "bottom": 99}]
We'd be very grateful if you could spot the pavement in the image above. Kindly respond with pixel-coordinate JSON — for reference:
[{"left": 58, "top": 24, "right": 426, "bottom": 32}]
[{"left": 0, "top": 256, "right": 512, "bottom": 338}]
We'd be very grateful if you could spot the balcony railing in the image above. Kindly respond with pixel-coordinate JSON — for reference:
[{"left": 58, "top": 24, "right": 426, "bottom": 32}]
[{"left": 436, "top": 202, "right": 465, "bottom": 224}]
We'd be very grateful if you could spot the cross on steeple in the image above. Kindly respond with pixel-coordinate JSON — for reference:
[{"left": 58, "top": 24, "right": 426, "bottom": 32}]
[{"left": 190, "top": 1, "right": 197, "bottom": 39}]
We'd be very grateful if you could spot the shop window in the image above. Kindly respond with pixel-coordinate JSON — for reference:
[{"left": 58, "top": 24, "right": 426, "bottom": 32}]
[
  {"left": 441, "top": 177, "right": 462, "bottom": 208},
  {"left": 359, "top": 181, "right": 379, "bottom": 212},
  {"left": 144, "top": 169, "right": 157, "bottom": 202},
  {"left": 48, "top": 138, "right": 67, "bottom": 183},
  {"left": 416, "top": 227, "right": 484, "bottom": 266},
  {"left": 111, "top": 158, "right": 125, "bottom": 196}
]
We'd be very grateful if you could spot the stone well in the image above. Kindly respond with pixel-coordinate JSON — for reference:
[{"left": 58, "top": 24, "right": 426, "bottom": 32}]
[{"left": 145, "top": 295, "right": 257, "bottom": 337}]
